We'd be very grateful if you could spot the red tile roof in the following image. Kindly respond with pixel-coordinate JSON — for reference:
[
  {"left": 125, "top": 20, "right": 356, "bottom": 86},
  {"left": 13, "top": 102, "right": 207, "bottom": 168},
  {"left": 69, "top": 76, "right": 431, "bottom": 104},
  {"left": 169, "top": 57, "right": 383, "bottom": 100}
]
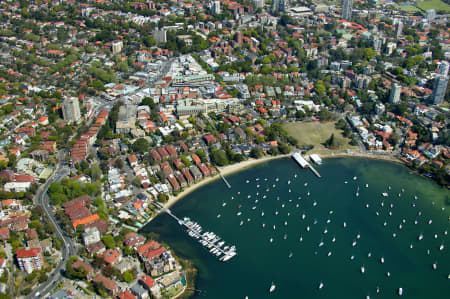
[
  {"left": 140, "top": 275, "right": 155, "bottom": 289},
  {"left": 16, "top": 248, "right": 41, "bottom": 258},
  {"left": 142, "top": 246, "right": 166, "bottom": 260},
  {"left": 136, "top": 240, "right": 160, "bottom": 256},
  {"left": 118, "top": 290, "right": 137, "bottom": 299},
  {"left": 72, "top": 214, "right": 100, "bottom": 229}
]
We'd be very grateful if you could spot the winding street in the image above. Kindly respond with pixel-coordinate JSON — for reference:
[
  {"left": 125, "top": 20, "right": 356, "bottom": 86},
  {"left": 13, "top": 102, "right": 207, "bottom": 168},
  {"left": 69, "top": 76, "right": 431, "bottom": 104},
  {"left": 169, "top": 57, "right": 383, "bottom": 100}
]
[{"left": 27, "top": 156, "right": 75, "bottom": 299}]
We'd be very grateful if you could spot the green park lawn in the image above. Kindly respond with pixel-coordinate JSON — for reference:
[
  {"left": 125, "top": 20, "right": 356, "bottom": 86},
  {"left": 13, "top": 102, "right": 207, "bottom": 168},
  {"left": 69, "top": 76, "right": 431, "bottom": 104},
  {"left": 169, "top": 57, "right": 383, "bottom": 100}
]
[
  {"left": 416, "top": 0, "right": 450, "bottom": 13},
  {"left": 283, "top": 121, "right": 358, "bottom": 155},
  {"left": 396, "top": 4, "right": 422, "bottom": 13}
]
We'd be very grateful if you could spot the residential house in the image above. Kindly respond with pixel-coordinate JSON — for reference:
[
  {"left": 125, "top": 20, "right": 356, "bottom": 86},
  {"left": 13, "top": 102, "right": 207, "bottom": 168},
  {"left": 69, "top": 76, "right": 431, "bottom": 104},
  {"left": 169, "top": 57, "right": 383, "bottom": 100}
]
[
  {"left": 118, "top": 290, "right": 137, "bottom": 299},
  {"left": 72, "top": 259, "right": 94, "bottom": 280},
  {"left": 0, "top": 227, "right": 9, "bottom": 240},
  {"left": 92, "top": 274, "right": 119, "bottom": 296},
  {"left": 130, "top": 283, "right": 149, "bottom": 299}
]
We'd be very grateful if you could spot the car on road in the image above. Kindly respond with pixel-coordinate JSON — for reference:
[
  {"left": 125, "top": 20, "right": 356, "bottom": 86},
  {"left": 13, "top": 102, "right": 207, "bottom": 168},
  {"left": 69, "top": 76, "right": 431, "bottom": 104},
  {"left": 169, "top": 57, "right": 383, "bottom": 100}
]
[{"left": 35, "top": 292, "right": 40, "bottom": 297}]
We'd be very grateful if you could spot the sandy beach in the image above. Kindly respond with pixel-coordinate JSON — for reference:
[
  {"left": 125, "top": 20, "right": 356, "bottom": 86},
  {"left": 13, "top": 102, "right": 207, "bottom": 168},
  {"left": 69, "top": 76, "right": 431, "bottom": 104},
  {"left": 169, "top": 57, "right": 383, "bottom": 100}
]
[
  {"left": 318, "top": 151, "right": 402, "bottom": 164},
  {"left": 163, "top": 154, "right": 291, "bottom": 209},
  {"left": 163, "top": 151, "right": 401, "bottom": 209}
]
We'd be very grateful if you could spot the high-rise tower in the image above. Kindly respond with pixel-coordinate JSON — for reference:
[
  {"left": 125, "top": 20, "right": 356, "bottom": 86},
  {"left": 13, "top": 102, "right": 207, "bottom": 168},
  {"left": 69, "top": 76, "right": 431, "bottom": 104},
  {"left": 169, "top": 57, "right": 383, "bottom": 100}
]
[{"left": 342, "top": 0, "right": 353, "bottom": 21}]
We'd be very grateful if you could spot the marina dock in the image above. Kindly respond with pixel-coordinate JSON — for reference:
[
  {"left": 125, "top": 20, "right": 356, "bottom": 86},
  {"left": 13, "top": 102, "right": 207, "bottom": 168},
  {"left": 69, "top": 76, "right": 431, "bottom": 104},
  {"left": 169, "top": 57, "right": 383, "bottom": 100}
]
[
  {"left": 292, "top": 152, "right": 322, "bottom": 178},
  {"left": 152, "top": 202, "right": 237, "bottom": 261}
]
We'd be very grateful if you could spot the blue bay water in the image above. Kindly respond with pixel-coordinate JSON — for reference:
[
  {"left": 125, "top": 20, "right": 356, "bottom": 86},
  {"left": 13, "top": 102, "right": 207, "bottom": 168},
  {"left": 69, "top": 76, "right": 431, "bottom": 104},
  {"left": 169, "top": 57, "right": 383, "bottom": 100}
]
[{"left": 142, "top": 158, "right": 450, "bottom": 299}]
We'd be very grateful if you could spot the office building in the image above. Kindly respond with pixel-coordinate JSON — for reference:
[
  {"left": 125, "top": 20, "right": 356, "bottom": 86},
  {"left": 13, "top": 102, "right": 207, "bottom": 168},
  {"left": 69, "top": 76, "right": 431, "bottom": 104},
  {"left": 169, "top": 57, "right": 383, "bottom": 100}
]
[
  {"left": 16, "top": 248, "right": 45, "bottom": 274},
  {"left": 153, "top": 28, "right": 167, "bottom": 44},
  {"left": 235, "top": 31, "right": 243, "bottom": 44},
  {"left": 111, "top": 40, "right": 123, "bottom": 55},
  {"left": 342, "top": 0, "right": 353, "bottom": 21},
  {"left": 253, "top": 0, "right": 265, "bottom": 9},
  {"left": 372, "top": 38, "right": 383, "bottom": 53},
  {"left": 431, "top": 75, "right": 449, "bottom": 105},
  {"left": 439, "top": 61, "right": 449, "bottom": 76},
  {"left": 426, "top": 9, "right": 436, "bottom": 22},
  {"left": 389, "top": 83, "right": 402, "bottom": 104},
  {"left": 271, "top": 0, "right": 287, "bottom": 12},
  {"left": 212, "top": 1, "right": 221, "bottom": 15},
  {"left": 62, "top": 97, "right": 81, "bottom": 123},
  {"left": 395, "top": 21, "right": 403, "bottom": 38},
  {"left": 116, "top": 104, "right": 137, "bottom": 134}
]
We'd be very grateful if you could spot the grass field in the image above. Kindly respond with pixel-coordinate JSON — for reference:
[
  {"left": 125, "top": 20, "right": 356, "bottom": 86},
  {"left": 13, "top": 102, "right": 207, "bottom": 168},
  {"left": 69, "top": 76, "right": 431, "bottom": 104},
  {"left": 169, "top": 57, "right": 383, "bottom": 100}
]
[
  {"left": 416, "top": 0, "right": 450, "bottom": 13},
  {"left": 396, "top": 4, "right": 422, "bottom": 13},
  {"left": 283, "top": 121, "right": 358, "bottom": 155}
]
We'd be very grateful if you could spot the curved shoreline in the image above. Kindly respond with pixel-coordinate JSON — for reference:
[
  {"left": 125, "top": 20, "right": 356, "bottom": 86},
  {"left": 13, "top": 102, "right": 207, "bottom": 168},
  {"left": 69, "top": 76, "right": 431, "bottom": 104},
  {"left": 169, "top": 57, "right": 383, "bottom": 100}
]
[
  {"left": 163, "top": 154, "right": 291, "bottom": 209},
  {"left": 163, "top": 152, "right": 402, "bottom": 209},
  {"left": 318, "top": 151, "right": 403, "bottom": 164}
]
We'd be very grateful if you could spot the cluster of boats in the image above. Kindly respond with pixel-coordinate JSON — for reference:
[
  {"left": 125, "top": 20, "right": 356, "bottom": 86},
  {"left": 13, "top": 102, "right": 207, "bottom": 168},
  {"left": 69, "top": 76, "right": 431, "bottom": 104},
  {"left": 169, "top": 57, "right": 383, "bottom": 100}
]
[
  {"left": 229, "top": 171, "right": 449, "bottom": 297},
  {"left": 182, "top": 217, "right": 237, "bottom": 262}
]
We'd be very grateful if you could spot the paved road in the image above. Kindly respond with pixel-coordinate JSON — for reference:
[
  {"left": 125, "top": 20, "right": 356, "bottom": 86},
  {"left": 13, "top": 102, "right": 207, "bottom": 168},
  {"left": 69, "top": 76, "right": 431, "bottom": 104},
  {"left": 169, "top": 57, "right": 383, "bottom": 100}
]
[
  {"left": 27, "top": 159, "right": 75, "bottom": 299},
  {"left": 4, "top": 243, "right": 14, "bottom": 297},
  {"left": 26, "top": 59, "right": 174, "bottom": 298}
]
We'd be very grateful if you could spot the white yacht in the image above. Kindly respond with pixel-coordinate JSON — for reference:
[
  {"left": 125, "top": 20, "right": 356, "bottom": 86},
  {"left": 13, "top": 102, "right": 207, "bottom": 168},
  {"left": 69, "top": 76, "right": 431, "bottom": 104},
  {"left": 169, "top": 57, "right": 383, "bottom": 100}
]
[
  {"left": 398, "top": 287, "right": 403, "bottom": 296},
  {"left": 361, "top": 266, "right": 365, "bottom": 274},
  {"left": 269, "top": 282, "right": 276, "bottom": 293},
  {"left": 318, "top": 282, "right": 324, "bottom": 290}
]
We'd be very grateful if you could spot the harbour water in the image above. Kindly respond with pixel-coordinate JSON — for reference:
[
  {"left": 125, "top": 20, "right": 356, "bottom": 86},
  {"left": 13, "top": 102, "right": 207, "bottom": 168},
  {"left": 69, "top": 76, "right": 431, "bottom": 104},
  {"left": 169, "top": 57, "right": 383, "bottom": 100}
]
[{"left": 142, "top": 158, "right": 449, "bottom": 299}]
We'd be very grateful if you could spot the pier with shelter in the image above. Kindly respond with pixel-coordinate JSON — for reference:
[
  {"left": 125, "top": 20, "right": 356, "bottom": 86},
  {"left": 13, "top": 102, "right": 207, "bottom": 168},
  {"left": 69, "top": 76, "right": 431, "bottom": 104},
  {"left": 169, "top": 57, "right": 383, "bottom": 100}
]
[{"left": 292, "top": 152, "right": 322, "bottom": 178}]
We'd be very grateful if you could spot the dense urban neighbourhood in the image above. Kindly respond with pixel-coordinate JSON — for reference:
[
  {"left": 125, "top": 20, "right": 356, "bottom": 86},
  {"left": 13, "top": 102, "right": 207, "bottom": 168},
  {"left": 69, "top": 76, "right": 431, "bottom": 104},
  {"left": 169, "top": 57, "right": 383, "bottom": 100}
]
[{"left": 0, "top": 0, "right": 449, "bottom": 298}]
